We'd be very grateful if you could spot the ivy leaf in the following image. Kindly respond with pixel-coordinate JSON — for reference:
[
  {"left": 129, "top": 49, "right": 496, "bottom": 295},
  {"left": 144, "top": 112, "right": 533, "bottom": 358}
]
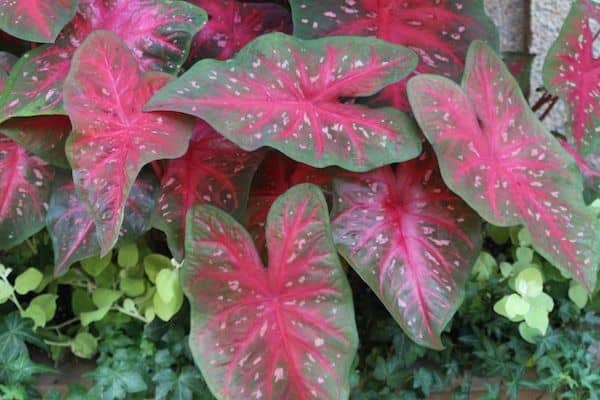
[
  {"left": 63, "top": 30, "right": 195, "bottom": 255},
  {"left": 183, "top": 184, "right": 358, "bottom": 400},
  {"left": 0, "top": 312, "right": 46, "bottom": 362},
  {"left": 146, "top": 33, "right": 421, "bottom": 171},
  {"left": 87, "top": 366, "right": 147, "bottom": 400},
  {"left": 153, "top": 366, "right": 209, "bottom": 400},
  {"left": 331, "top": 152, "right": 482, "bottom": 349},
  {"left": 407, "top": 41, "right": 600, "bottom": 292},
  {"left": 0, "top": 351, "right": 55, "bottom": 383}
]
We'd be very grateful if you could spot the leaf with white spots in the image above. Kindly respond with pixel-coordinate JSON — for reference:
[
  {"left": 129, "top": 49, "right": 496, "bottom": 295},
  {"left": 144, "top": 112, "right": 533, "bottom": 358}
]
[
  {"left": 47, "top": 171, "right": 158, "bottom": 276},
  {"left": 289, "top": 0, "right": 499, "bottom": 111},
  {"left": 183, "top": 184, "right": 358, "bottom": 400},
  {"left": 187, "top": 0, "right": 291, "bottom": 62},
  {"left": 152, "top": 120, "right": 264, "bottom": 261},
  {"left": 0, "top": 0, "right": 206, "bottom": 121},
  {"left": 146, "top": 33, "right": 421, "bottom": 171},
  {"left": 63, "top": 31, "right": 195, "bottom": 255},
  {"left": 408, "top": 41, "right": 600, "bottom": 292},
  {"left": 0, "top": 0, "right": 79, "bottom": 43},
  {"left": 0, "top": 135, "right": 53, "bottom": 250},
  {"left": 332, "top": 152, "right": 482, "bottom": 349},
  {"left": 543, "top": 0, "right": 600, "bottom": 155}
]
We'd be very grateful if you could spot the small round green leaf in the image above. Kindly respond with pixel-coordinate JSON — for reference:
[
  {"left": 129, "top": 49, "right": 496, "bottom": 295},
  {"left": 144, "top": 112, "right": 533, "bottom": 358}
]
[
  {"left": 505, "top": 294, "right": 530, "bottom": 319},
  {"left": 80, "top": 306, "right": 111, "bottom": 326},
  {"left": 21, "top": 304, "right": 47, "bottom": 329},
  {"left": 152, "top": 289, "right": 183, "bottom": 322},
  {"left": 155, "top": 269, "right": 180, "bottom": 303},
  {"left": 81, "top": 254, "right": 112, "bottom": 277},
  {"left": 515, "top": 247, "right": 534, "bottom": 264},
  {"left": 14, "top": 267, "right": 43, "bottom": 295},
  {"left": 143, "top": 254, "right": 171, "bottom": 283},
  {"left": 568, "top": 282, "right": 588, "bottom": 309},
  {"left": 92, "top": 288, "right": 121, "bottom": 309},
  {"left": 120, "top": 278, "right": 146, "bottom": 298},
  {"left": 518, "top": 321, "right": 542, "bottom": 344},
  {"left": 117, "top": 243, "right": 139, "bottom": 268},
  {"left": 515, "top": 268, "right": 543, "bottom": 298},
  {"left": 71, "top": 332, "right": 98, "bottom": 359},
  {"left": 0, "top": 280, "right": 13, "bottom": 304}
]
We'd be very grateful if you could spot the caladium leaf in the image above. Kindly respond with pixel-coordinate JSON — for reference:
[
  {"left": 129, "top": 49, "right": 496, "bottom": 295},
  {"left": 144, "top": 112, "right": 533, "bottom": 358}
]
[
  {"left": 246, "top": 151, "right": 332, "bottom": 253},
  {"left": 146, "top": 33, "right": 421, "bottom": 171},
  {"left": 0, "top": 0, "right": 79, "bottom": 43},
  {"left": 152, "top": 120, "right": 264, "bottom": 261},
  {"left": 543, "top": 0, "right": 600, "bottom": 155},
  {"left": 0, "top": 135, "right": 53, "bottom": 250},
  {"left": 407, "top": 41, "right": 600, "bottom": 292},
  {"left": 289, "top": 0, "right": 499, "bottom": 111},
  {"left": 332, "top": 152, "right": 482, "bottom": 349},
  {"left": 561, "top": 141, "right": 600, "bottom": 202},
  {"left": 187, "top": 0, "right": 291, "bottom": 62},
  {"left": 0, "top": 51, "right": 16, "bottom": 92},
  {"left": 503, "top": 52, "right": 534, "bottom": 98},
  {"left": 0, "top": 0, "right": 206, "bottom": 121},
  {"left": 183, "top": 184, "right": 358, "bottom": 400},
  {"left": 64, "top": 30, "right": 195, "bottom": 255},
  {"left": 47, "top": 171, "right": 158, "bottom": 276}
]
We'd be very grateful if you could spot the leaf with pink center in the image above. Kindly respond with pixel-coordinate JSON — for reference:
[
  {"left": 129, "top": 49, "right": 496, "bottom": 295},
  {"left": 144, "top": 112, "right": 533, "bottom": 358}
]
[
  {"left": 152, "top": 120, "right": 264, "bottom": 261},
  {"left": 289, "top": 0, "right": 499, "bottom": 111},
  {"left": 183, "top": 184, "right": 358, "bottom": 400},
  {"left": 64, "top": 30, "right": 195, "bottom": 255},
  {"left": 0, "top": 0, "right": 206, "bottom": 121},
  {"left": 187, "top": 0, "right": 291, "bottom": 62},
  {"left": 407, "top": 41, "right": 600, "bottom": 292},
  {"left": 146, "top": 33, "right": 421, "bottom": 171},
  {"left": 0, "top": 0, "right": 79, "bottom": 43},
  {"left": 332, "top": 152, "right": 482, "bottom": 349},
  {"left": 0, "top": 135, "right": 53, "bottom": 250},
  {"left": 47, "top": 171, "right": 158, "bottom": 275},
  {"left": 543, "top": 0, "right": 600, "bottom": 155}
]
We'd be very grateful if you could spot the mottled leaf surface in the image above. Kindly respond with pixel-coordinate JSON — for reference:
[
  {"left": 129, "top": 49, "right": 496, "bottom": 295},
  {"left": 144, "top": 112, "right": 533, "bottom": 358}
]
[
  {"left": 332, "top": 152, "right": 482, "bottom": 349},
  {"left": 64, "top": 31, "right": 194, "bottom": 255},
  {"left": 184, "top": 184, "right": 358, "bottom": 400},
  {"left": 0, "top": 0, "right": 79, "bottom": 43},
  {"left": 290, "top": 0, "right": 499, "bottom": 111},
  {"left": 408, "top": 41, "right": 599, "bottom": 291},
  {"left": 0, "top": 0, "right": 206, "bottom": 121},
  {"left": 543, "top": 0, "right": 600, "bottom": 155},
  {"left": 0, "top": 135, "right": 53, "bottom": 250},
  {"left": 146, "top": 33, "right": 421, "bottom": 171},
  {"left": 153, "top": 120, "right": 264, "bottom": 261},
  {"left": 188, "top": 0, "right": 291, "bottom": 62},
  {"left": 47, "top": 171, "right": 158, "bottom": 275}
]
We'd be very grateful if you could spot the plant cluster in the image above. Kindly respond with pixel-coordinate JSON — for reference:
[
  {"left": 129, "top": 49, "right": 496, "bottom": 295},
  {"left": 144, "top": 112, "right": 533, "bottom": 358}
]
[{"left": 0, "top": 0, "right": 599, "bottom": 399}]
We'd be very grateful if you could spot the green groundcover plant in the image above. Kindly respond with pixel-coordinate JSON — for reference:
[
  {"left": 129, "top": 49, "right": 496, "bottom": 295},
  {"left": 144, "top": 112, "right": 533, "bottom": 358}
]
[{"left": 0, "top": 1, "right": 599, "bottom": 399}]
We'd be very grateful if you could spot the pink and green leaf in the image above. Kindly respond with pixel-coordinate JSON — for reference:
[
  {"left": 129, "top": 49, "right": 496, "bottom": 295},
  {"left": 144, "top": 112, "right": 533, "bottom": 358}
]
[
  {"left": 0, "top": 51, "right": 17, "bottom": 92},
  {"left": 0, "top": 0, "right": 79, "bottom": 43},
  {"left": 63, "top": 30, "right": 195, "bottom": 255},
  {"left": 152, "top": 120, "right": 264, "bottom": 261},
  {"left": 332, "top": 152, "right": 482, "bottom": 349},
  {"left": 503, "top": 52, "right": 534, "bottom": 97},
  {"left": 183, "top": 184, "right": 358, "bottom": 400},
  {"left": 408, "top": 41, "right": 600, "bottom": 292},
  {"left": 47, "top": 171, "right": 158, "bottom": 276},
  {"left": 0, "top": 0, "right": 206, "bottom": 121},
  {"left": 146, "top": 33, "right": 421, "bottom": 171},
  {"left": 543, "top": 0, "right": 600, "bottom": 155},
  {"left": 289, "top": 0, "right": 499, "bottom": 111},
  {"left": 0, "top": 135, "right": 53, "bottom": 250},
  {"left": 187, "top": 0, "right": 291, "bottom": 62}
]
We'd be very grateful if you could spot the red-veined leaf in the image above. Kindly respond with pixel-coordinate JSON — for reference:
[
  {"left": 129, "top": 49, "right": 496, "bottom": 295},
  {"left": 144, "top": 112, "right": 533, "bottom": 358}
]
[
  {"left": 0, "top": 135, "right": 53, "bottom": 250},
  {"left": 332, "top": 152, "right": 482, "bottom": 349},
  {"left": 289, "top": 0, "right": 499, "bottom": 111},
  {"left": 146, "top": 33, "right": 421, "bottom": 171},
  {"left": 543, "top": 0, "right": 600, "bottom": 155},
  {"left": 0, "top": 51, "right": 17, "bottom": 92},
  {"left": 561, "top": 140, "right": 600, "bottom": 201},
  {"left": 0, "top": 0, "right": 206, "bottom": 121},
  {"left": 407, "top": 41, "right": 599, "bottom": 292},
  {"left": 503, "top": 52, "right": 534, "bottom": 97},
  {"left": 47, "top": 171, "right": 158, "bottom": 275},
  {"left": 183, "top": 184, "right": 358, "bottom": 400},
  {"left": 152, "top": 120, "right": 264, "bottom": 261},
  {"left": 63, "top": 31, "right": 195, "bottom": 255},
  {"left": 187, "top": 0, "right": 291, "bottom": 62},
  {"left": 0, "top": 0, "right": 79, "bottom": 43}
]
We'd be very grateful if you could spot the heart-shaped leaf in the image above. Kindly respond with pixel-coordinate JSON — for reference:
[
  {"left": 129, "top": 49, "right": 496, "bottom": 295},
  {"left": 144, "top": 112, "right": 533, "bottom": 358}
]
[
  {"left": 46, "top": 171, "right": 158, "bottom": 275},
  {"left": 543, "top": 0, "right": 600, "bottom": 155},
  {"left": 146, "top": 33, "right": 421, "bottom": 171},
  {"left": 188, "top": 0, "right": 291, "bottom": 62},
  {"left": 0, "top": 135, "right": 53, "bottom": 250},
  {"left": 152, "top": 120, "right": 264, "bottom": 261},
  {"left": 0, "top": 0, "right": 79, "bottom": 43},
  {"left": 0, "top": 0, "right": 206, "bottom": 122},
  {"left": 407, "top": 41, "right": 600, "bottom": 292},
  {"left": 63, "top": 30, "right": 195, "bottom": 255},
  {"left": 331, "top": 152, "right": 482, "bottom": 349},
  {"left": 183, "top": 184, "right": 358, "bottom": 400},
  {"left": 289, "top": 0, "right": 499, "bottom": 111}
]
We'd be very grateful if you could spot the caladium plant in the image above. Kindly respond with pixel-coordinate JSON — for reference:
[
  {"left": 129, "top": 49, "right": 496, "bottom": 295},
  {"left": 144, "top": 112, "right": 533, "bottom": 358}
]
[{"left": 183, "top": 184, "right": 358, "bottom": 400}]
